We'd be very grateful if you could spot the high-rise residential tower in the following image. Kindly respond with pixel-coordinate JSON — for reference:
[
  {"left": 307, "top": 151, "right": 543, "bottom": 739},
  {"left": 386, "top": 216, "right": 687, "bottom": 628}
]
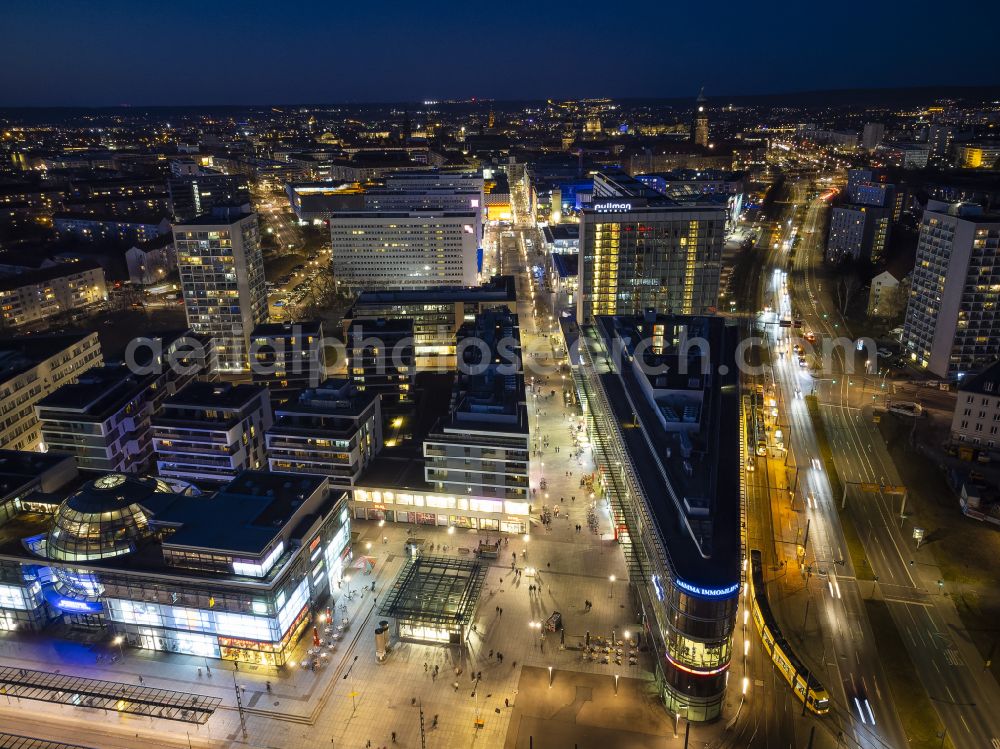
[
  {"left": 173, "top": 208, "right": 268, "bottom": 373},
  {"left": 903, "top": 200, "right": 1000, "bottom": 377}
]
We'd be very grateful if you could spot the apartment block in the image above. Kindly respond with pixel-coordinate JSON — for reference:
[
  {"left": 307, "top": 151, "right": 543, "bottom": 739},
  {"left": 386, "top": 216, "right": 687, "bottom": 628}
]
[
  {"left": 904, "top": 200, "right": 1000, "bottom": 377},
  {"left": 153, "top": 382, "right": 272, "bottom": 484},
  {"left": 267, "top": 379, "right": 382, "bottom": 488},
  {"left": 0, "top": 333, "right": 103, "bottom": 451}
]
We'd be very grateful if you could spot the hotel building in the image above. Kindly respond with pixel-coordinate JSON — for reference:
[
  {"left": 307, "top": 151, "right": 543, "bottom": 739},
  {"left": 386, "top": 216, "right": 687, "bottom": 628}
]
[{"left": 578, "top": 171, "right": 725, "bottom": 322}]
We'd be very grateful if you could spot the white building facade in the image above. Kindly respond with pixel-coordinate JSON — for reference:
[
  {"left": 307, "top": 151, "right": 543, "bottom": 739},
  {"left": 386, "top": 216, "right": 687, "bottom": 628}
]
[
  {"left": 903, "top": 201, "right": 1000, "bottom": 377},
  {"left": 173, "top": 210, "right": 268, "bottom": 372}
]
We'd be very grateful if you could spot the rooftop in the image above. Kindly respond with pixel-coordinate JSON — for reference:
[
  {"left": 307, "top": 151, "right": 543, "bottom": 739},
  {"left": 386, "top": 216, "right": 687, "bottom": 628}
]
[
  {"left": 542, "top": 224, "right": 579, "bottom": 243},
  {"left": 0, "top": 260, "right": 103, "bottom": 293},
  {"left": 959, "top": 359, "right": 1000, "bottom": 397},
  {"left": 0, "top": 332, "right": 98, "bottom": 384},
  {"left": 588, "top": 313, "right": 741, "bottom": 588},
  {"left": 36, "top": 365, "right": 149, "bottom": 420},
  {"left": 160, "top": 381, "right": 265, "bottom": 410},
  {"left": 154, "top": 471, "right": 331, "bottom": 555},
  {"left": 252, "top": 320, "right": 324, "bottom": 338},
  {"left": 350, "top": 275, "right": 516, "bottom": 308},
  {"left": 552, "top": 253, "right": 579, "bottom": 279}
]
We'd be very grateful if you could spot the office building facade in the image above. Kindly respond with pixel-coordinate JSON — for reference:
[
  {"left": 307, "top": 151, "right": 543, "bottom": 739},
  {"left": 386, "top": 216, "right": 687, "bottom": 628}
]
[
  {"left": 572, "top": 313, "right": 740, "bottom": 721},
  {"left": 329, "top": 210, "right": 480, "bottom": 291}
]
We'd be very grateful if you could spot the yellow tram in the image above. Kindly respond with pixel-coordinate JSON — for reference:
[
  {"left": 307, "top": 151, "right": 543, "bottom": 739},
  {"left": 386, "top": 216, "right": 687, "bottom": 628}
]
[{"left": 748, "top": 549, "right": 831, "bottom": 715}]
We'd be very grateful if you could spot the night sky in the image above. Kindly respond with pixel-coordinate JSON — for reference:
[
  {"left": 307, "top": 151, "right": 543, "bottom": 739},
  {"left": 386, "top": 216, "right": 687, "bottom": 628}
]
[{"left": 2, "top": 0, "right": 998, "bottom": 106}]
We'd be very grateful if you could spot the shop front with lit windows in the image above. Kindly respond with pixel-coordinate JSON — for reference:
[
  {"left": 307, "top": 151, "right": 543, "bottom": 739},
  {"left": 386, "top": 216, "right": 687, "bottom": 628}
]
[
  {"left": 353, "top": 486, "right": 530, "bottom": 534},
  {"left": 0, "top": 471, "right": 353, "bottom": 667}
]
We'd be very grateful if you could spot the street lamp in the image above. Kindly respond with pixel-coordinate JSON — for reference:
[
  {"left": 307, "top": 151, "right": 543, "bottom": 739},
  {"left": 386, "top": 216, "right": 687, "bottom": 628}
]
[
  {"left": 113, "top": 634, "right": 125, "bottom": 659},
  {"left": 344, "top": 574, "right": 351, "bottom": 597},
  {"left": 609, "top": 575, "right": 616, "bottom": 599},
  {"left": 548, "top": 665, "right": 553, "bottom": 687}
]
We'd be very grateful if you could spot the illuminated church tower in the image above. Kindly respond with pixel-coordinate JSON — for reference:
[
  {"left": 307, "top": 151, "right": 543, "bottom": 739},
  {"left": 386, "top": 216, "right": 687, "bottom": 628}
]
[{"left": 692, "top": 88, "right": 709, "bottom": 147}]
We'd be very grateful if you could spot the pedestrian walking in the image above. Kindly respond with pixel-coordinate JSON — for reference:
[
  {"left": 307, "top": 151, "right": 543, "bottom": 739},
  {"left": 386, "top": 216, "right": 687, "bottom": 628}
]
[
  {"left": 424, "top": 662, "right": 428, "bottom": 671},
  {"left": 499, "top": 607, "right": 503, "bottom": 616},
  {"left": 505, "top": 698, "right": 510, "bottom": 707},
  {"left": 391, "top": 731, "right": 397, "bottom": 743},
  {"left": 489, "top": 649, "right": 494, "bottom": 659}
]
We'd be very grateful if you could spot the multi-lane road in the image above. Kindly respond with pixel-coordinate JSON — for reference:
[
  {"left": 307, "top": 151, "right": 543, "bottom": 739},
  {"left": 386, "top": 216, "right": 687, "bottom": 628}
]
[
  {"left": 785, "top": 182, "right": 1000, "bottom": 749},
  {"left": 744, "top": 180, "right": 906, "bottom": 749}
]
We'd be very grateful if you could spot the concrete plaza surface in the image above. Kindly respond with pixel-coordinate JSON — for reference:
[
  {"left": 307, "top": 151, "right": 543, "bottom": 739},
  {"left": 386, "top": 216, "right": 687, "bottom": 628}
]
[{"left": 503, "top": 666, "right": 676, "bottom": 749}]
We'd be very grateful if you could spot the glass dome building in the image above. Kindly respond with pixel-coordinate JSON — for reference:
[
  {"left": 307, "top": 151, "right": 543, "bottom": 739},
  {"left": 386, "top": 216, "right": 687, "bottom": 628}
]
[{"left": 46, "top": 473, "right": 195, "bottom": 562}]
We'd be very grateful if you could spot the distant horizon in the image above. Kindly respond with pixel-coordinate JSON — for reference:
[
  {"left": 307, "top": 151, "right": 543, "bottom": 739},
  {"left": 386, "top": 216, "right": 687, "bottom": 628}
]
[
  {"left": 3, "top": 0, "right": 999, "bottom": 108},
  {"left": 2, "top": 82, "right": 1000, "bottom": 112}
]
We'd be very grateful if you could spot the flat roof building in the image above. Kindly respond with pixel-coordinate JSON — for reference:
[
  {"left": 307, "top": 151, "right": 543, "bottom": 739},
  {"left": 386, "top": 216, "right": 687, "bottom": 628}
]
[
  {"left": 251, "top": 320, "right": 326, "bottom": 392},
  {"left": 346, "top": 318, "right": 415, "bottom": 409},
  {"left": 424, "top": 306, "right": 529, "bottom": 507},
  {"left": 329, "top": 210, "right": 480, "bottom": 291},
  {"left": 904, "top": 200, "right": 1000, "bottom": 377},
  {"left": 0, "top": 333, "right": 103, "bottom": 452},
  {"left": 0, "top": 469, "right": 351, "bottom": 666},
  {"left": 173, "top": 208, "right": 269, "bottom": 373},
  {"left": 0, "top": 260, "right": 108, "bottom": 329},
  {"left": 153, "top": 381, "right": 272, "bottom": 484},
  {"left": 267, "top": 379, "right": 383, "bottom": 489},
  {"left": 574, "top": 312, "right": 740, "bottom": 722},
  {"left": 343, "top": 275, "right": 517, "bottom": 370}
]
